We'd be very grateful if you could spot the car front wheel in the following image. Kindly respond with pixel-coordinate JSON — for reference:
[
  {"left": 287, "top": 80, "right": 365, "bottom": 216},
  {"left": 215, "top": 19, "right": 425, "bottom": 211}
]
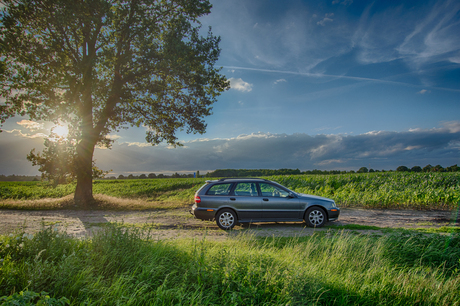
[
  {"left": 216, "top": 209, "right": 237, "bottom": 230},
  {"left": 305, "top": 207, "right": 326, "bottom": 228}
]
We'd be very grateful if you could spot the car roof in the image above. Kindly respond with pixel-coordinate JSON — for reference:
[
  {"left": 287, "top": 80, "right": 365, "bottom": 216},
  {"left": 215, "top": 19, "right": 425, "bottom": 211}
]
[{"left": 206, "top": 178, "right": 271, "bottom": 183}]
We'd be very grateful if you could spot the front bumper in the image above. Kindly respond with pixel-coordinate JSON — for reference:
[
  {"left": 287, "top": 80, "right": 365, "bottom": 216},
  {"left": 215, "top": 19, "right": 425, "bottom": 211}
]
[
  {"left": 191, "top": 204, "right": 215, "bottom": 221},
  {"left": 328, "top": 207, "right": 340, "bottom": 221}
]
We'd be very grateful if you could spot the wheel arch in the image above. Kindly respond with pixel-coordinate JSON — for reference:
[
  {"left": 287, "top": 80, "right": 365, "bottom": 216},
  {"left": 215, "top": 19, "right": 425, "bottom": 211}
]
[
  {"left": 304, "top": 205, "right": 329, "bottom": 221},
  {"left": 215, "top": 207, "right": 239, "bottom": 220}
]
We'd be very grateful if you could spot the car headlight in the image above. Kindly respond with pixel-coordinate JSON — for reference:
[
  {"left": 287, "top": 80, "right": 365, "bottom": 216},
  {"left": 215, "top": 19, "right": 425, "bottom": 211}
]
[{"left": 331, "top": 201, "right": 337, "bottom": 207}]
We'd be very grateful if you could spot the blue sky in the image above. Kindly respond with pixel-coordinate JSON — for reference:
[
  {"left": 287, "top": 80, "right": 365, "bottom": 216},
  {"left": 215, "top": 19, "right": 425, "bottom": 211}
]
[{"left": 1, "top": 0, "right": 459, "bottom": 176}]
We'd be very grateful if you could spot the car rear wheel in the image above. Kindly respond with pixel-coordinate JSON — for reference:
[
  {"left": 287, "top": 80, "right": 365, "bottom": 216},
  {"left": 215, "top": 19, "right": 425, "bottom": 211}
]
[
  {"left": 305, "top": 207, "right": 326, "bottom": 228},
  {"left": 216, "top": 209, "right": 237, "bottom": 230}
]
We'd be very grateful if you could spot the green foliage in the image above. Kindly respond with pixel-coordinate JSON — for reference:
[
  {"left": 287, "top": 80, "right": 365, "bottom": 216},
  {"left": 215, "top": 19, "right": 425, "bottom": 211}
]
[
  {"left": 271, "top": 172, "right": 460, "bottom": 209},
  {"left": 26, "top": 136, "right": 76, "bottom": 186},
  {"left": 396, "top": 165, "right": 409, "bottom": 172},
  {"left": 1, "top": 225, "right": 459, "bottom": 305},
  {"left": 0, "top": 181, "right": 76, "bottom": 200},
  {"left": 1, "top": 173, "right": 460, "bottom": 209},
  {"left": 1, "top": 0, "right": 229, "bottom": 202},
  {"left": 0, "top": 290, "right": 69, "bottom": 306},
  {"left": 206, "top": 168, "right": 302, "bottom": 177}
]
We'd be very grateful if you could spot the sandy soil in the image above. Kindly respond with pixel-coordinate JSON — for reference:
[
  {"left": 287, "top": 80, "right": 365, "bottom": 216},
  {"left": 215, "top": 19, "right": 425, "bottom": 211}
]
[{"left": 0, "top": 207, "right": 458, "bottom": 240}]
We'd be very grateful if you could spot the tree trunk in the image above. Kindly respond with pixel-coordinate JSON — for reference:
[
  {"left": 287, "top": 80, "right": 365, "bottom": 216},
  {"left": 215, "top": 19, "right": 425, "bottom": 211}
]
[{"left": 74, "top": 137, "right": 95, "bottom": 206}]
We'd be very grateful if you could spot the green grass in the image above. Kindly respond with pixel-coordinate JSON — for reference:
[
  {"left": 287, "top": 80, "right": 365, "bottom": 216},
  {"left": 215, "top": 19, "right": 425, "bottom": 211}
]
[
  {"left": 271, "top": 172, "right": 460, "bottom": 209},
  {"left": 1, "top": 224, "right": 459, "bottom": 305},
  {"left": 0, "top": 178, "right": 206, "bottom": 201},
  {"left": 1, "top": 172, "right": 459, "bottom": 210}
]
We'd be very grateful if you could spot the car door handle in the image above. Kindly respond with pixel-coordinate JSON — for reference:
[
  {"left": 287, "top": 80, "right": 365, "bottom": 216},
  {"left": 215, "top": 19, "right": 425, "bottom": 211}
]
[
  {"left": 263, "top": 198, "right": 269, "bottom": 201},
  {"left": 230, "top": 198, "right": 236, "bottom": 201}
]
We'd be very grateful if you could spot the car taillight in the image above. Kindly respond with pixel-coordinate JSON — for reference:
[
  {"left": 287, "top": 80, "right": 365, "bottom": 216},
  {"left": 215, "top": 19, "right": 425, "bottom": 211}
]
[{"left": 194, "top": 196, "right": 201, "bottom": 204}]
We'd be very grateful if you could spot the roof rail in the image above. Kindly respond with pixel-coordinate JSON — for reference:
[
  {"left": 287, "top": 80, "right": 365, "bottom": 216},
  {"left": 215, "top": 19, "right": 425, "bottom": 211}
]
[{"left": 217, "top": 177, "right": 269, "bottom": 182}]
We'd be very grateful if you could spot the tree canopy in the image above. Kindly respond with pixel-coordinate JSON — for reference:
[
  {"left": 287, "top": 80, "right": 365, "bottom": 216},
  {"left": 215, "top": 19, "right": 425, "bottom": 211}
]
[{"left": 0, "top": 0, "right": 229, "bottom": 204}]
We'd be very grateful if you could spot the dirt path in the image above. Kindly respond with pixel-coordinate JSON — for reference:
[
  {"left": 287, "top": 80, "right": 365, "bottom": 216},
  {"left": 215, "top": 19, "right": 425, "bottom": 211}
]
[{"left": 0, "top": 207, "right": 458, "bottom": 240}]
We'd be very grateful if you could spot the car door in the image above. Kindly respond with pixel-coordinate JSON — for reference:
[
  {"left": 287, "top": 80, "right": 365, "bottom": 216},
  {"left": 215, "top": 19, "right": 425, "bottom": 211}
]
[
  {"left": 230, "top": 182, "right": 263, "bottom": 220},
  {"left": 258, "top": 183, "right": 300, "bottom": 219},
  {"left": 202, "top": 183, "right": 233, "bottom": 208}
]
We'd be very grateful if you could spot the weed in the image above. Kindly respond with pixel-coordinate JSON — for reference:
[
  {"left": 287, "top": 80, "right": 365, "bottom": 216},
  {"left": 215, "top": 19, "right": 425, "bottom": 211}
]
[{"left": 1, "top": 224, "right": 459, "bottom": 305}]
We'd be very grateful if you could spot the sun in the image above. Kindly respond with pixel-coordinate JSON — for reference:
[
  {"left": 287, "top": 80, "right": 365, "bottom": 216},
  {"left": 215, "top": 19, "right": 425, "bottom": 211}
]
[{"left": 52, "top": 124, "right": 69, "bottom": 138}]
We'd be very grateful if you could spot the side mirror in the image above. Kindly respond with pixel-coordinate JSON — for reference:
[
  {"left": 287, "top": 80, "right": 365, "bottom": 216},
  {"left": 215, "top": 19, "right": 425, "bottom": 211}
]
[{"left": 288, "top": 192, "right": 296, "bottom": 198}]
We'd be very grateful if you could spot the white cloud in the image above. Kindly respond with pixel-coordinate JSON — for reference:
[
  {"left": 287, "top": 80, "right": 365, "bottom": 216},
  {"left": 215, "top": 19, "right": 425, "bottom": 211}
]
[
  {"left": 106, "top": 134, "right": 121, "bottom": 140},
  {"left": 442, "top": 121, "right": 460, "bottom": 133},
  {"left": 418, "top": 89, "right": 430, "bottom": 94},
  {"left": 16, "top": 120, "right": 44, "bottom": 131},
  {"left": 4, "top": 129, "right": 47, "bottom": 139},
  {"left": 123, "top": 142, "right": 152, "bottom": 148},
  {"left": 274, "top": 79, "right": 287, "bottom": 85},
  {"left": 88, "top": 122, "right": 460, "bottom": 174},
  {"left": 317, "top": 13, "right": 334, "bottom": 26},
  {"left": 228, "top": 78, "right": 253, "bottom": 92}
]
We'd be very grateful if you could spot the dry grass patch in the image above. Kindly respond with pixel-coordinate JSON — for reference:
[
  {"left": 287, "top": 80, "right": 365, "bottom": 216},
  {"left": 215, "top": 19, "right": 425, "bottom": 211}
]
[{"left": 0, "top": 194, "right": 189, "bottom": 211}]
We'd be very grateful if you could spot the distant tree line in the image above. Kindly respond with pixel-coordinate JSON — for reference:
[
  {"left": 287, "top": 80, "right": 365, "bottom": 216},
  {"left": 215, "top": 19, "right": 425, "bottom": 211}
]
[
  {"left": 2, "top": 164, "right": 458, "bottom": 182},
  {"left": 0, "top": 175, "right": 41, "bottom": 182},
  {"left": 205, "top": 169, "right": 302, "bottom": 177},
  {"left": 356, "top": 164, "right": 459, "bottom": 173},
  {"left": 206, "top": 165, "right": 460, "bottom": 177},
  {"left": 102, "top": 172, "right": 197, "bottom": 180}
]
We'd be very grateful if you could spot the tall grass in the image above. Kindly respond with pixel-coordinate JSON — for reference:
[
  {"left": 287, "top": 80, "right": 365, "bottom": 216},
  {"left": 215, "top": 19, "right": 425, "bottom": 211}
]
[
  {"left": 272, "top": 172, "right": 460, "bottom": 209},
  {"left": 1, "top": 224, "right": 459, "bottom": 305},
  {"left": 1, "top": 172, "right": 459, "bottom": 209}
]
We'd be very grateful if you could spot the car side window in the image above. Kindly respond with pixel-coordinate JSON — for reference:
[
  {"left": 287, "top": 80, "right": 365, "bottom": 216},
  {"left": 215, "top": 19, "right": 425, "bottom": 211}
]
[
  {"left": 206, "top": 183, "right": 233, "bottom": 195},
  {"left": 233, "top": 182, "right": 258, "bottom": 196},
  {"left": 259, "top": 183, "right": 290, "bottom": 198}
]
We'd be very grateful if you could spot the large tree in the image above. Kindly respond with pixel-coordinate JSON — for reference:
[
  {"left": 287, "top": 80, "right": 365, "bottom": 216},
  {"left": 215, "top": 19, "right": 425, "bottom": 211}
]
[{"left": 0, "top": 0, "right": 228, "bottom": 205}]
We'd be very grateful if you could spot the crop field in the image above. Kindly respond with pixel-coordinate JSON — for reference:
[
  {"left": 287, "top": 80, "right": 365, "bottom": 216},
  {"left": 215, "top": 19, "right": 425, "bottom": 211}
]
[
  {"left": 1, "top": 172, "right": 460, "bottom": 305},
  {"left": 0, "top": 172, "right": 459, "bottom": 210}
]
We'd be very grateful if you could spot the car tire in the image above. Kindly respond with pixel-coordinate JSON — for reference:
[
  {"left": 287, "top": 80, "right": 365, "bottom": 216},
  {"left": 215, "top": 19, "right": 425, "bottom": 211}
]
[
  {"left": 216, "top": 209, "right": 237, "bottom": 230},
  {"left": 305, "top": 207, "right": 327, "bottom": 228}
]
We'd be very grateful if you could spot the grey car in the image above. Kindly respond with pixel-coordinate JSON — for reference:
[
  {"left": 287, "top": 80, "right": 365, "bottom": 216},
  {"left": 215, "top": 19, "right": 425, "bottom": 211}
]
[{"left": 191, "top": 178, "right": 340, "bottom": 230}]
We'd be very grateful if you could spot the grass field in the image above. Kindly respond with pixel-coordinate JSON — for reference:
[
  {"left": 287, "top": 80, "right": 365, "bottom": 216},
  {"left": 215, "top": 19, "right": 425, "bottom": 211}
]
[
  {"left": 1, "top": 173, "right": 459, "bottom": 305},
  {"left": 1, "top": 172, "right": 459, "bottom": 210},
  {"left": 0, "top": 224, "right": 459, "bottom": 305}
]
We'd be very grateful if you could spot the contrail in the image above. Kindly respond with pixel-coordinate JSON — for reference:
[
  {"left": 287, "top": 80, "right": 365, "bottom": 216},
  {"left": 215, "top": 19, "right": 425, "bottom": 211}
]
[{"left": 223, "top": 66, "right": 460, "bottom": 93}]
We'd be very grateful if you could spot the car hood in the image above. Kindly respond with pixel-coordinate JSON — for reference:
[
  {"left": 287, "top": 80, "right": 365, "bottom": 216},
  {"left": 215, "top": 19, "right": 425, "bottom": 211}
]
[{"left": 296, "top": 193, "right": 333, "bottom": 202}]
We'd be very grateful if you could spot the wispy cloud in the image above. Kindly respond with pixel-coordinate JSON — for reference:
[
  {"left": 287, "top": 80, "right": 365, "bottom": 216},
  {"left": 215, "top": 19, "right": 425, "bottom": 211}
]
[
  {"left": 16, "top": 120, "right": 44, "bottom": 131},
  {"left": 274, "top": 79, "right": 287, "bottom": 84},
  {"left": 417, "top": 89, "right": 430, "bottom": 94},
  {"left": 224, "top": 66, "right": 460, "bottom": 93},
  {"left": 317, "top": 13, "right": 334, "bottom": 26}
]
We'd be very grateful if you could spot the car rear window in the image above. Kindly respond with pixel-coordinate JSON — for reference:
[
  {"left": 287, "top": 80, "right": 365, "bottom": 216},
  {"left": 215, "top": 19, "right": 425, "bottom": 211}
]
[
  {"left": 206, "top": 183, "right": 233, "bottom": 195},
  {"left": 233, "top": 182, "right": 258, "bottom": 196}
]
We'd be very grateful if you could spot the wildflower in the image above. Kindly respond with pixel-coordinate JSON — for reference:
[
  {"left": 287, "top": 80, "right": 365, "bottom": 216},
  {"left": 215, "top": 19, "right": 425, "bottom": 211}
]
[
  {"left": 5, "top": 244, "right": 9, "bottom": 248},
  {"left": 56, "top": 234, "right": 60, "bottom": 238},
  {"left": 8, "top": 234, "right": 13, "bottom": 237},
  {"left": 19, "top": 243, "right": 24, "bottom": 248}
]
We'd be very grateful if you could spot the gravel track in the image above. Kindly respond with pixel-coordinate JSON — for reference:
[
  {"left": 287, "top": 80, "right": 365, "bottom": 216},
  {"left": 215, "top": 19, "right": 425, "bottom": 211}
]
[{"left": 0, "top": 207, "right": 458, "bottom": 240}]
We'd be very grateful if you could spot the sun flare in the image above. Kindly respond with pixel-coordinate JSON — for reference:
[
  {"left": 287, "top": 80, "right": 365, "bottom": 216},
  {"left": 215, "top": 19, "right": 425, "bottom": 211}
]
[{"left": 52, "top": 124, "right": 69, "bottom": 138}]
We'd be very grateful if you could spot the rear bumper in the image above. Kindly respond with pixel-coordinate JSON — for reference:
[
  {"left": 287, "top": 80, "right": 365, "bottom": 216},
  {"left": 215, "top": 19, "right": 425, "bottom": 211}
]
[{"left": 191, "top": 205, "right": 215, "bottom": 221}]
